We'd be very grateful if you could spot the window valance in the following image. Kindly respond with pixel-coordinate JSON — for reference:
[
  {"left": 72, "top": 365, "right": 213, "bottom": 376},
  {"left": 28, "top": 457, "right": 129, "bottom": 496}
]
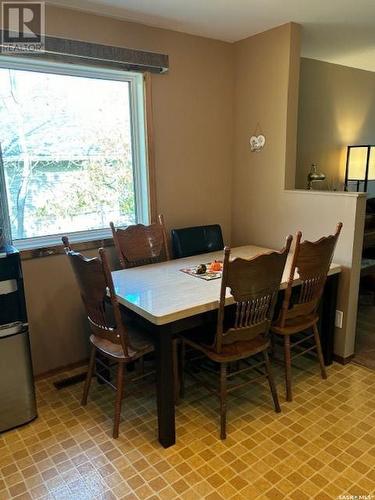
[{"left": 0, "top": 30, "right": 169, "bottom": 74}]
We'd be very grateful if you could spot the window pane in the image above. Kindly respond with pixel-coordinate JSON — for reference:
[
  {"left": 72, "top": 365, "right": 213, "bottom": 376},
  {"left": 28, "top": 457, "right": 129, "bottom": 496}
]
[{"left": 0, "top": 68, "right": 136, "bottom": 240}]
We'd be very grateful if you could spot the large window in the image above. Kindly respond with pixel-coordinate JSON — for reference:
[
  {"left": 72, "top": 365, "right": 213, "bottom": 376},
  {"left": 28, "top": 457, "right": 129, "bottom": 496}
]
[{"left": 0, "top": 59, "right": 149, "bottom": 249}]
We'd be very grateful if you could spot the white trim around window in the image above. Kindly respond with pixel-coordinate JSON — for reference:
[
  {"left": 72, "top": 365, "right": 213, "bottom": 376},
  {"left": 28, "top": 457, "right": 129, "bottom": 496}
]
[{"left": 0, "top": 56, "right": 150, "bottom": 251}]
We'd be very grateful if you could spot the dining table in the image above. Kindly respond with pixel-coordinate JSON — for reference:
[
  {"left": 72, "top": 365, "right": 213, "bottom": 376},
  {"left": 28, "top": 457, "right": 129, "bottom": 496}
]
[{"left": 112, "top": 244, "right": 341, "bottom": 448}]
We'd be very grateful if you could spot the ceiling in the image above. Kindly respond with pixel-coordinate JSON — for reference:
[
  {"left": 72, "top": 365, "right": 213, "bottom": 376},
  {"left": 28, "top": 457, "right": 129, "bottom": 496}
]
[{"left": 49, "top": 0, "right": 375, "bottom": 72}]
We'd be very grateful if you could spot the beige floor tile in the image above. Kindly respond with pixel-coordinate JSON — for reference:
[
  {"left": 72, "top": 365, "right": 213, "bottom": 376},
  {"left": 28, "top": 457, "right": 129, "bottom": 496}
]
[{"left": 0, "top": 360, "right": 374, "bottom": 499}]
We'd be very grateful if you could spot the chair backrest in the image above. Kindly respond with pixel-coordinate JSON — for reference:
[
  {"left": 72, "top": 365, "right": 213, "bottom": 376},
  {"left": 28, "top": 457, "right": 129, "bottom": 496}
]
[
  {"left": 110, "top": 214, "right": 170, "bottom": 269},
  {"left": 278, "top": 223, "right": 343, "bottom": 327},
  {"left": 215, "top": 236, "right": 292, "bottom": 353},
  {"left": 65, "top": 245, "right": 129, "bottom": 356},
  {"left": 171, "top": 224, "right": 224, "bottom": 259}
]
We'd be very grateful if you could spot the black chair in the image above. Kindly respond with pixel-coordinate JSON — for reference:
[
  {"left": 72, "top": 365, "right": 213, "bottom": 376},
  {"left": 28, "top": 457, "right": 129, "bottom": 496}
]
[{"left": 171, "top": 224, "right": 224, "bottom": 259}]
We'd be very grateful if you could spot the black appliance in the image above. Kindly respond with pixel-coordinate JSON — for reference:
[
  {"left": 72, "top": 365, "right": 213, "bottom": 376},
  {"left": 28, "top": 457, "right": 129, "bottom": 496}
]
[{"left": 0, "top": 245, "right": 37, "bottom": 432}]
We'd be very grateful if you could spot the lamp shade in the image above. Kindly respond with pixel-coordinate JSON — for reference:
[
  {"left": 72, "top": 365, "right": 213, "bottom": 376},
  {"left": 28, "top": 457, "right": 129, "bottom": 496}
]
[
  {"left": 347, "top": 147, "right": 368, "bottom": 180},
  {"left": 369, "top": 147, "right": 375, "bottom": 181},
  {"left": 345, "top": 145, "right": 375, "bottom": 191}
]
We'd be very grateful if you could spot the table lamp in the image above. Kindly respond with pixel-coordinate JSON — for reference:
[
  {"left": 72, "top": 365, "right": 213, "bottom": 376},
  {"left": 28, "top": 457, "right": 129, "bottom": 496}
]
[{"left": 345, "top": 145, "right": 375, "bottom": 192}]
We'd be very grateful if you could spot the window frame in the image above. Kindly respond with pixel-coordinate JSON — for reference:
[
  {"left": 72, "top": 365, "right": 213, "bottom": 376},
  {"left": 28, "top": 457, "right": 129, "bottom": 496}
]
[{"left": 0, "top": 56, "right": 150, "bottom": 250}]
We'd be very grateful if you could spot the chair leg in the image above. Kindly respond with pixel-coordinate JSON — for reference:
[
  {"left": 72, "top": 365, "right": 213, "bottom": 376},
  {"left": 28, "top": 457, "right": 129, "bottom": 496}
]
[
  {"left": 219, "top": 363, "right": 227, "bottom": 440},
  {"left": 81, "top": 346, "right": 96, "bottom": 406},
  {"left": 313, "top": 324, "right": 327, "bottom": 380},
  {"left": 172, "top": 339, "right": 180, "bottom": 405},
  {"left": 284, "top": 335, "right": 293, "bottom": 402},
  {"left": 138, "top": 356, "right": 144, "bottom": 376},
  {"left": 270, "top": 333, "right": 276, "bottom": 359},
  {"left": 263, "top": 351, "right": 281, "bottom": 413},
  {"left": 113, "top": 362, "right": 125, "bottom": 439},
  {"left": 179, "top": 340, "right": 185, "bottom": 399}
]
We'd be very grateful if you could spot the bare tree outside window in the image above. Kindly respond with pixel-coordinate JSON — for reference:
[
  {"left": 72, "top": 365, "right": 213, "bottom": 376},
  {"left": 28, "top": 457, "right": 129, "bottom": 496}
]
[{"left": 0, "top": 67, "right": 137, "bottom": 241}]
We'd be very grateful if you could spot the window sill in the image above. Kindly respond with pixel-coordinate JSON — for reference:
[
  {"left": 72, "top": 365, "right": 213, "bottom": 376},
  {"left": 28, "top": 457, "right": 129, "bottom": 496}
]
[{"left": 20, "top": 236, "right": 114, "bottom": 260}]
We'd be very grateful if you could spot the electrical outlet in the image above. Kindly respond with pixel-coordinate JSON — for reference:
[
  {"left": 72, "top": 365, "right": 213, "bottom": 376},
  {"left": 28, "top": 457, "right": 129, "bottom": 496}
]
[{"left": 335, "top": 310, "right": 343, "bottom": 329}]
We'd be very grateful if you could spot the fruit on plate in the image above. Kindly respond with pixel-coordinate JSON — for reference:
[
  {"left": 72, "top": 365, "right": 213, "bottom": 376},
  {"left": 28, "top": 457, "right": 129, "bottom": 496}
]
[
  {"left": 196, "top": 264, "right": 207, "bottom": 274},
  {"left": 209, "top": 260, "right": 223, "bottom": 272}
]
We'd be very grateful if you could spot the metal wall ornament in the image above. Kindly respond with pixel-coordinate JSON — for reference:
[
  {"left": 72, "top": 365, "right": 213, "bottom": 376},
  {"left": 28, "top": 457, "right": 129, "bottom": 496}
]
[{"left": 249, "top": 123, "right": 266, "bottom": 152}]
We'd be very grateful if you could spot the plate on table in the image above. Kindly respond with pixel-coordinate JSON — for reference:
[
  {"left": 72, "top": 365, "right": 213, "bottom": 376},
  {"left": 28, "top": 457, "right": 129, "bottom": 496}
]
[{"left": 180, "top": 262, "right": 223, "bottom": 281}]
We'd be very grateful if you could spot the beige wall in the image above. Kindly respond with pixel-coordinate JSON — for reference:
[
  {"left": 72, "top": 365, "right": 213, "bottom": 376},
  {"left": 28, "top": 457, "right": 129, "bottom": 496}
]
[
  {"left": 232, "top": 23, "right": 298, "bottom": 246},
  {"left": 296, "top": 57, "right": 375, "bottom": 191},
  {"left": 46, "top": 5, "right": 234, "bottom": 238},
  {"left": 23, "top": 5, "right": 234, "bottom": 375},
  {"left": 19, "top": 10, "right": 365, "bottom": 374},
  {"left": 232, "top": 23, "right": 366, "bottom": 359},
  {"left": 23, "top": 251, "right": 95, "bottom": 374}
]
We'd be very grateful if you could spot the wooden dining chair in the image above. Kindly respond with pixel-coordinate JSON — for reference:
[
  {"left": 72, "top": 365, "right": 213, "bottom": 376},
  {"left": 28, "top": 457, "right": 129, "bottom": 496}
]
[
  {"left": 271, "top": 223, "right": 343, "bottom": 402},
  {"left": 110, "top": 214, "right": 170, "bottom": 269},
  {"left": 178, "top": 236, "right": 293, "bottom": 439},
  {"left": 64, "top": 241, "right": 154, "bottom": 438}
]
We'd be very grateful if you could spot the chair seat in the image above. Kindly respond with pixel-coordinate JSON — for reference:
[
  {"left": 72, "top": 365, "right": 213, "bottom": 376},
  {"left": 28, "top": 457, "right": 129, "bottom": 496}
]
[
  {"left": 90, "top": 323, "right": 154, "bottom": 361},
  {"left": 271, "top": 314, "right": 319, "bottom": 335},
  {"left": 179, "top": 327, "right": 270, "bottom": 363}
]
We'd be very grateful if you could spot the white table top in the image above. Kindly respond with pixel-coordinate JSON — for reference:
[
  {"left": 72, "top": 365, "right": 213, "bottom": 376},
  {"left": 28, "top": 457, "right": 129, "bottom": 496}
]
[{"left": 112, "top": 245, "right": 341, "bottom": 326}]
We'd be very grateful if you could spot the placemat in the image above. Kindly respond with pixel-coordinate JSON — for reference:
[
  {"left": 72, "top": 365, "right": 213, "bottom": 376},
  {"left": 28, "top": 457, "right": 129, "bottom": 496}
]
[{"left": 180, "top": 263, "right": 222, "bottom": 281}]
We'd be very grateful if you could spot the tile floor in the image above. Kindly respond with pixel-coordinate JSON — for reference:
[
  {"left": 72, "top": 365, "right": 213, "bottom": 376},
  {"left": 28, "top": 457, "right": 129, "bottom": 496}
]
[
  {"left": 1, "top": 357, "right": 375, "bottom": 500},
  {"left": 354, "top": 303, "right": 375, "bottom": 370}
]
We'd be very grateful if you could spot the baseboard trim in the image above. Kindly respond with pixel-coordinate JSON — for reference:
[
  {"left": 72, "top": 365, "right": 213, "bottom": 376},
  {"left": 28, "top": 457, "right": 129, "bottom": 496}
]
[
  {"left": 34, "top": 358, "right": 88, "bottom": 381},
  {"left": 333, "top": 354, "right": 355, "bottom": 365}
]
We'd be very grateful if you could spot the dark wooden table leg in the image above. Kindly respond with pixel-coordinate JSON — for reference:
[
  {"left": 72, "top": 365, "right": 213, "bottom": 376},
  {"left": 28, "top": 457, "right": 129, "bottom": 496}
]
[
  {"left": 155, "top": 325, "right": 176, "bottom": 448},
  {"left": 320, "top": 273, "right": 339, "bottom": 366}
]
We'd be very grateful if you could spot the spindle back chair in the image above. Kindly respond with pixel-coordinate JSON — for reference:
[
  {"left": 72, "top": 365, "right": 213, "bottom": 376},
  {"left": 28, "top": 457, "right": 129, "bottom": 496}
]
[
  {"left": 66, "top": 246, "right": 129, "bottom": 354},
  {"left": 271, "top": 223, "right": 343, "bottom": 401},
  {"left": 110, "top": 214, "right": 170, "bottom": 269},
  {"left": 179, "top": 236, "right": 292, "bottom": 439},
  {"left": 215, "top": 239, "right": 293, "bottom": 352},
  {"left": 63, "top": 236, "right": 153, "bottom": 438},
  {"left": 278, "top": 223, "right": 343, "bottom": 328}
]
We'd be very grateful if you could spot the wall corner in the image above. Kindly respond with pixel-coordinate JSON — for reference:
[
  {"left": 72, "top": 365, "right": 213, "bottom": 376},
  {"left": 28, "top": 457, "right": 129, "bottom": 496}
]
[{"left": 284, "top": 22, "right": 301, "bottom": 190}]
